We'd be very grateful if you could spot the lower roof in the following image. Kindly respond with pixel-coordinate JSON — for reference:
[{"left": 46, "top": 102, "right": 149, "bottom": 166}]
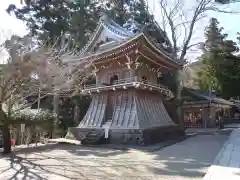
[{"left": 185, "top": 88, "right": 234, "bottom": 106}]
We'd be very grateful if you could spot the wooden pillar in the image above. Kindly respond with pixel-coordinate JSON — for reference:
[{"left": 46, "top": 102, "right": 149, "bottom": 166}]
[
  {"left": 209, "top": 104, "right": 217, "bottom": 127},
  {"left": 130, "top": 69, "right": 135, "bottom": 79},
  {"left": 73, "top": 98, "right": 80, "bottom": 125},
  {"left": 96, "top": 75, "right": 99, "bottom": 85},
  {"left": 52, "top": 94, "right": 59, "bottom": 138}
]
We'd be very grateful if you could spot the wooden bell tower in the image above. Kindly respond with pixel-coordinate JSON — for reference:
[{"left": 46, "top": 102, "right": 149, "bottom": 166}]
[{"left": 67, "top": 15, "right": 184, "bottom": 145}]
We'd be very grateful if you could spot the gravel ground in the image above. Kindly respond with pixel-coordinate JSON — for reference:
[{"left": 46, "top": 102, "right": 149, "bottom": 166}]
[{"left": 0, "top": 134, "right": 228, "bottom": 180}]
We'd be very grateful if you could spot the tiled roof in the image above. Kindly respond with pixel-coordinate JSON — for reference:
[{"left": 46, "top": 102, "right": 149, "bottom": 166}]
[
  {"left": 71, "top": 15, "right": 183, "bottom": 66},
  {"left": 187, "top": 88, "right": 233, "bottom": 105},
  {"left": 103, "top": 17, "right": 135, "bottom": 37}
]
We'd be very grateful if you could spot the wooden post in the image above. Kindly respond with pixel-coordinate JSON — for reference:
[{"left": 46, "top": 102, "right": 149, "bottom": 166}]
[
  {"left": 73, "top": 98, "right": 80, "bottom": 125},
  {"left": 20, "top": 124, "right": 25, "bottom": 145},
  {"left": 37, "top": 87, "right": 41, "bottom": 111},
  {"left": 130, "top": 69, "right": 135, "bottom": 79},
  {"left": 52, "top": 94, "right": 59, "bottom": 138},
  {"left": 134, "top": 76, "right": 138, "bottom": 82},
  {"left": 96, "top": 76, "right": 99, "bottom": 85}
]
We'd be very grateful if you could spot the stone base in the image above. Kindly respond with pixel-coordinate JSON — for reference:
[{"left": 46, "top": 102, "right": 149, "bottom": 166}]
[
  {"left": 66, "top": 127, "right": 101, "bottom": 141},
  {"left": 67, "top": 125, "right": 184, "bottom": 145}
]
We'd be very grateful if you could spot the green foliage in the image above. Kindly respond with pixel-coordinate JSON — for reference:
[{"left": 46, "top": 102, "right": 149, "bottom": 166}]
[
  {"left": 58, "top": 97, "right": 74, "bottom": 130},
  {"left": 58, "top": 95, "right": 91, "bottom": 130},
  {"left": 7, "top": 0, "right": 101, "bottom": 46},
  {"left": 9, "top": 109, "right": 54, "bottom": 130},
  {"left": 196, "top": 50, "right": 220, "bottom": 92},
  {"left": 72, "top": 95, "right": 91, "bottom": 122},
  {"left": 105, "top": 0, "right": 151, "bottom": 26},
  {"left": 8, "top": 0, "right": 171, "bottom": 50},
  {"left": 10, "top": 109, "right": 54, "bottom": 122},
  {"left": 106, "top": 0, "right": 173, "bottom": 51},
  {"left": 197, "top": 18, "right": 240, "bottom": 99}
]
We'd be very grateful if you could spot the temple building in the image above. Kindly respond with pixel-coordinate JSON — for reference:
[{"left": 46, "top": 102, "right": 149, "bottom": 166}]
[
  {"left": 182, "top": 88, "right": 233, "bottom": 128},
  {"left": 66, "top": 15, "right": 184, "bottom": 145}
]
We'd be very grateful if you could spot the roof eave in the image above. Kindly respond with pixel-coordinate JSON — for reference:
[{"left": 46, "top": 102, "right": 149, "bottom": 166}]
[{"left": 141, "top": 32, "right": 182, "bottom": 67}]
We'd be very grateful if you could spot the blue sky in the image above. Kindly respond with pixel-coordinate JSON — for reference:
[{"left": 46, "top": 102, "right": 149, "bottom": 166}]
[{"left": 0, "top": 0, "right": 240, "bottom": 62}]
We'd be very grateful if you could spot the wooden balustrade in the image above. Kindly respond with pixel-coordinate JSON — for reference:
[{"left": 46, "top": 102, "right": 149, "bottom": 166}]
[{"left": 83, "top": 77, "right": 172, "bottom": 97}]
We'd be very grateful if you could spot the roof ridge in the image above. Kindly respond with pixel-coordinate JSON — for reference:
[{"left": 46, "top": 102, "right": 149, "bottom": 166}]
[{"left": 77, "top": 15, "right": 135, "bottom": 56}]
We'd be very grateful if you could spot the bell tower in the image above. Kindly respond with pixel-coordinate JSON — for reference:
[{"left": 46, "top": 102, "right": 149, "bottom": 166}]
[{"left": 67, "top": 15, "right": 183, "bottom": 145}]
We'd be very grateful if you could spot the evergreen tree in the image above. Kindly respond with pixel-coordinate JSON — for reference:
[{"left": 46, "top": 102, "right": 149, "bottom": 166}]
[
  {"left": 204, "top": 18, "right": 227, "bottom": 51},
  {"left": 7, "top": 0, "right": 101, "bottom": 47},
  {"left": 197, "top": 18, "right": 225, "bottom": 92},
  {"left": 9, "top": 0, "right": 172, "bottom": 51},
  {"left": 197, "top": 18, "right": 240, "bottom": 98},
  {"left": 68, "top": 0, "right": 102, "bottom": 48},
  {"left": 105, "top": 0, "right": 152, "bottom": 27}
]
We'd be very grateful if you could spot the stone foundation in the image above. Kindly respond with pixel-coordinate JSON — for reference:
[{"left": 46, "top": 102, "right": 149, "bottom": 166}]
[
  {"left": 66, "top": 127, "right": 99, "bottom": 141},
  {"left": 67, "top": 125, "right": 184, "bottom": 145},
  {"left": 109, "top": 125, "right": 184, "bottom": 145}
]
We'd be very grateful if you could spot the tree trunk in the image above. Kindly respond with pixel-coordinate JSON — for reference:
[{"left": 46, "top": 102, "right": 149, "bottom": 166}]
[
  {"left": 74, "top": 102, "right": 80, "bottom": 126},
  {"left": 52, "top": 94, "right": 59, "bottom": 138},
  {"left": 0, "top": 103, "right": 11, "bottom": 154},
  {"left": 174, "top": 70, "right": 185, "bottom": 131},
  {"left": 1, "top": 108, "right": 11, "bottom": 154},
  {"left": 2, "top": 124, "right": 11, "bottom": 154}
]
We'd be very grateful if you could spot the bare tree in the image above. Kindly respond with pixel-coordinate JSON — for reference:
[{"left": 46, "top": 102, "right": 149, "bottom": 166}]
[
  {"left": 0, "top": 34, "right": 40, "bottom": 153},
  {"left": 0, "top": 34, "right": 93, "bottom": 153},
  {"left": 30, "top": 38, "right": 94, "bottom": 137},
  {"left": 157, "top": 0, "right": 238, "bottom": 128},
  {"left": 158, "top": 0, "right": 236, "bottom": 61}
]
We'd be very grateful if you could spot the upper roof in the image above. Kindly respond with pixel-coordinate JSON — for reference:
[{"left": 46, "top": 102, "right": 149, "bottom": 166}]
[
  {"left": 64, "top": 15, "right": 183, "bottom": 68},
  {"left": 78, "top": 15, "right": 135, "bottom": 56}
]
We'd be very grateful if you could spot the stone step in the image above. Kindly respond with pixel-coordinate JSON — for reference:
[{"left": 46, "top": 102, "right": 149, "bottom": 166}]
[
  {"left": 88, "top": 133, "right": 98, "bottom": 136},
  {"left": 81, "top": 130, "right": 104, "bottom": 145}
]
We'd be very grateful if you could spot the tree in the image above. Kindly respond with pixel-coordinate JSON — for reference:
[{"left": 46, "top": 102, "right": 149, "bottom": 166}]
[
  {"left": 196, "top": 18, "right": 226, "bottom": 92},
  {"left": 157, "top": 0, "right": 238, "bottom": 129},
  {"left": 105, "top": 0, "right": 151, "bottom": 26},
  {"left": 0, "top": 33, "right": 93, "bottom": 153},
  {"left": 69, "top": 0, "right": 102, "bottom": 48},
  {"left": 197, "top": 18, "right": 240, "bottom": 99},
  {"left": 7, "top": 0, "right": 101, "bottom": 47},
  {"left": 0, "top": 35, "right": 42, "bottom": 153}
]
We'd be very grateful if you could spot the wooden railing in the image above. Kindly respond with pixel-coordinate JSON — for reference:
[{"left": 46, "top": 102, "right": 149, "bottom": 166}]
[
  {"left": 145, "top": 81, "right": 169, "bottom": 91},
  {"left": 84, "top": 77, "right": 171, "bottom": 93},
  {"left": 84, "top": 77, "right": 135, "bottom": 89}
]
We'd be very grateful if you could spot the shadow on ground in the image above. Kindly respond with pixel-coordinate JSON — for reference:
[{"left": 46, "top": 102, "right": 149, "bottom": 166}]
[{"left": 0, "top": 134, "right": 228, "bottom": 180}]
